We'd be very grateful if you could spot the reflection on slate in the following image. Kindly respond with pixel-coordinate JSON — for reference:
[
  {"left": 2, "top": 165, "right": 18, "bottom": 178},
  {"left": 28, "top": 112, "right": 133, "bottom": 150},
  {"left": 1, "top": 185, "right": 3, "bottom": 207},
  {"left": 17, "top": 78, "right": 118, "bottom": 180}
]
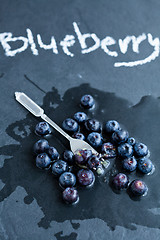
[{"left": 0, "top": 84, "right": 160, "bottom": 231}]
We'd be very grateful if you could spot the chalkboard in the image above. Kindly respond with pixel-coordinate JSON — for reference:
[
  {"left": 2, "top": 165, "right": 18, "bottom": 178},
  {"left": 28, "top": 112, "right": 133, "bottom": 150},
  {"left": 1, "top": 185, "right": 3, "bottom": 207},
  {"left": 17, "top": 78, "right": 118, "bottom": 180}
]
[{"left": 1, "top": 1, "right": 160, "bottom": 240}]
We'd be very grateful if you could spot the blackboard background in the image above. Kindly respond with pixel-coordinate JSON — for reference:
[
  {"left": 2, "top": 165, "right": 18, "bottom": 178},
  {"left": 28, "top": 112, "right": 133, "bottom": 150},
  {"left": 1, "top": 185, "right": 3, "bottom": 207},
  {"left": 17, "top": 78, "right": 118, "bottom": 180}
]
[{"left": 0, "top": 0, "right": 160, "bottom": 239}]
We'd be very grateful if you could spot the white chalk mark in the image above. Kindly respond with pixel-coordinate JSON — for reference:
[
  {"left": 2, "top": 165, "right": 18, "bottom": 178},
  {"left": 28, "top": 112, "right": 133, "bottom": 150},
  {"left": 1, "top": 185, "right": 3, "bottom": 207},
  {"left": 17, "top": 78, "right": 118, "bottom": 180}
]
[
  {"left": 37, "top": 34, "right": 58, "bottom": 54},
  {"left": 0, "top": 33, "right": 28, "bottom": 57},
  {"left": 73, "top": 22, "right": 100, "bottom": 54},
  {"left": 119, "top": 34, "right": 146, "bottom": 54},
  {"left": 101, "top": 36, "right": 118, "bottom": 57},
  {"left": 26, "top": 28, "right": 38, "bottom": 55},
  {"left": 60, "top": 35, "right": 75, "bottom": 57},
  {"left": 114, "top": 33, "right": 159, "bottom": 67}
]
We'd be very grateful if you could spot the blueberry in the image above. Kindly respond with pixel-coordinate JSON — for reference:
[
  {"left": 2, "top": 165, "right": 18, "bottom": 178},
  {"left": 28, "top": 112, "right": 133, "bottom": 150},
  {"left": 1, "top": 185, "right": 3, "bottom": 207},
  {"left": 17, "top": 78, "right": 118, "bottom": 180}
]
[
  {"left": 101, "top": 142, "right": 117, "bottom": 159},
  {"left": 72, "top": 132, "right": 85, "bottom": 140},
  {"left": 52, "top": 160, "right": 68, "bottom": 176},
  {"left": 59, "top": 172, "right": 76, "bottom": 188},
  {"left": 112, "top": 129, "right": 129, "bottom": 144},
  {"left": 63, "top": 150, "right": 74, "bottom": 164},
  {"left": 77, "top": 169, "right": 95, "bottom": 187},
  {"left": 74, "top": 149, "right": 92, "bottom": 165},
  {"left": 33, "top": 139, "right": 49, "bottom": 155},
  {"left": 62, "top": 118, "right": 79, "bottom": 133},
  {"left": 35, "top": 122, "right": 51, "bottom": 136},
  {"left": 74, "top": 112, "right": 87, "bottom": 123},
  {"left": 118, "top": 143, "right": 133, "bottom": 158},
  {"left": 105, "top": 120, "right": 120, "bottom": 133},
  {"left": 62, "top": 187, "right": 79, "bottom": 204},
  {"left": 112, "top": 173, "right": 129, "bottom": 190},
  {"left": 137, "top": 157, "right": 153, "bottom": 174},
  {"left": 36, "top": 153, "right": 51, "bottom": 169},
  {"left": 127, "top": 137, "right": 136, "bottom": 146},
  {"left": 47, "top": 146, "right": 59, "bottom": 160},
  {"left": 134, "top": 142, "right": 148, "bottom": 157},
  {"left": 87, "top": 154, "right": 102, "bottom": 171},
  {"left": 80, "top": 94, "right": 95, "bottom": 109},
  {"left": 122, "top": 156, "right": 137, "bottom": 172},
  {"left": 130, "top": 179, "right": 148, "bottom": 196},
  {"left": 85, "top": 119, "right": 102, "bottom": 132},
  {"left": 87, "top": 132, "right": 103, "bottom": 148}
]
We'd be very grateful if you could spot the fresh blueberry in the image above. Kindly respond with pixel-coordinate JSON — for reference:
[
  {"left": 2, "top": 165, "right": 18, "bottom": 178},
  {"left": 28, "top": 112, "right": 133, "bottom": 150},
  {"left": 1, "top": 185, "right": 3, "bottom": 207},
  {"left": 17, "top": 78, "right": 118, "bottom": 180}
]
[
  {"left": 130, "top": 179, "right": 148, "bottom": 196},
  {"left": 74, "top": 112, "right": 87, "bottom": 123},
  {"left": 59, "top": 172, "right": 76, "bottom": 188},
  {"left": 122, "top": 156, "right": 137, "bottom": 172},
  {"left": 87, "top": 132, "right": 103, "bottom": 148},
  {"left": 77, "top": 169, "right": 95, "bottom": 187},
  {"left": 74, "top": 149, "right": 92, "bottom": 165},
  {"left": 112, "top": 129, "right": 129, "bottom": 144},
  {"left": 134, "top": 142, "right": 148, "bottom": 157},
  {"left": 47, "top": 146, "right": 59, "bottom": 160},
  {"left": 84, "top": 119, "right": 102, "bottom": 132},
  {"left": 62, "top": 118, "right": 79, "bottom": 133},
  {"left": 127, "top": 137, "right": 136, "bottom": 146},
  {"left": 87, "top": 154, "right": 102, "bottom": 171},
  {"left": 63, "top": 150, "right": 74, "bottom": 164},
  {"left": 72, "top": 132, "right": 85, "bottom": 140},
  {"left": 36, "top": 153, "right": 51, "bottom": 169},
  {"left": 112, "top": 173, "right": 129, "bottom": 190},
  {"left": 52, "top": 160, "right": 68, "bottom": 176},
  {"left": 33, "top": 139, "right": 49, "bottom": 155},
  {"left": 105, "top": 120, "right": 120, "bottom": 133},
  {"left": 118, "top": 143, "right": 133, "bottom": 158},
  {"left": 80, "top": 94, "right": 95, "bottom": 109},
  {"left": 137, "top": 157, "right": 153, "bottom": 174},
  {"left": 101, "top": 142, "right": 117, "bottom": 159},
  {"left": 62, "top": 187, "right": 79, "bottom": 204},
  {"left": 35, "top": 122, "right": 51, "bottom": 136}
]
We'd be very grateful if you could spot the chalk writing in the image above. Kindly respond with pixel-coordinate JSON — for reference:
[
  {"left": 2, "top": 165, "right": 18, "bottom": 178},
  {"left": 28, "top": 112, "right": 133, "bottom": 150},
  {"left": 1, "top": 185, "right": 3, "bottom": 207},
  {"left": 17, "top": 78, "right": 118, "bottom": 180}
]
[{"left": 0, "top": 22, "right": 159, "bottom": 67}]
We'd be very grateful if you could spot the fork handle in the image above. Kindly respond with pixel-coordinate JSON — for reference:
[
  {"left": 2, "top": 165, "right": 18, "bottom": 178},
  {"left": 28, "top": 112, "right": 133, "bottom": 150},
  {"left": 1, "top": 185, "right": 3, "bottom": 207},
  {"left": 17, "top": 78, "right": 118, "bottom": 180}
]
[{"left": 41, "top": 114, "right": 72, "bottom": 141}]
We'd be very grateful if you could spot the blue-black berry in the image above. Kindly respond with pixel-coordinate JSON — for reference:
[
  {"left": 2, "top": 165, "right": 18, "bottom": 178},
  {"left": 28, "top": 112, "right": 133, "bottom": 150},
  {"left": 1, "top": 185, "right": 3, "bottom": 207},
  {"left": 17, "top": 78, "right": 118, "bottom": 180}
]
[
  {"left": 80, "top": 94, "right": 95, "bottom": 109},
  {"left": 33, "top": 139, "right": 49, "bottom": 155},
  {"left": 59, "top": 172, "right": 76, "bottom": 188},
  {"left": 35, "top": 122, "right": 51, "bottom": 136},
  {"left": 130, "top": 179, "right": 148, "bottom": 196},
  {"left": 52, "top": 160, "right": 68, "bottom": 176},
  {"left": 62, "top": 118, "right": 79, "bottom": 133},
  {"left": 112, "top": 173, "right": 129, "bottom": 190},
  {"left": 62, "top": 187, "right": 79, "bottom": 204},
  {"left": 36, "top": 153, "right": 51, "bottom": 170}
]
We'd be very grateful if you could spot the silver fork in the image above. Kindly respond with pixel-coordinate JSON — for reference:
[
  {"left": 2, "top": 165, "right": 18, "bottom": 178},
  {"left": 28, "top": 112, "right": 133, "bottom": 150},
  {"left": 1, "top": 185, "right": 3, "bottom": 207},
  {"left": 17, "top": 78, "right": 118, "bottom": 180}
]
[{"left": 15, "top": 92, "right": 98, "bottom": 155}]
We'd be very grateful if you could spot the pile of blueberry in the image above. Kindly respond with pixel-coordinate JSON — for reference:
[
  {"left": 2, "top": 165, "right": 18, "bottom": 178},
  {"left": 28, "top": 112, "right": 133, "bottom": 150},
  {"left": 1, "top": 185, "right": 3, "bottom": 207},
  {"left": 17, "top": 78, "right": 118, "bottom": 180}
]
[{"left": 33, "top": 94, "right": 154, "bottom": 204}]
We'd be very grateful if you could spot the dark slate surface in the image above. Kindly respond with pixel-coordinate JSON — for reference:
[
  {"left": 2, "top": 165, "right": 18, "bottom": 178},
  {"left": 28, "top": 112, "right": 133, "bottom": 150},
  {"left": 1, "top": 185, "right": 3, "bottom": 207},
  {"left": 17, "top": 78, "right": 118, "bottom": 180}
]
[{"left": 0, "top": 1, "right": 160, "bottom": 239}]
